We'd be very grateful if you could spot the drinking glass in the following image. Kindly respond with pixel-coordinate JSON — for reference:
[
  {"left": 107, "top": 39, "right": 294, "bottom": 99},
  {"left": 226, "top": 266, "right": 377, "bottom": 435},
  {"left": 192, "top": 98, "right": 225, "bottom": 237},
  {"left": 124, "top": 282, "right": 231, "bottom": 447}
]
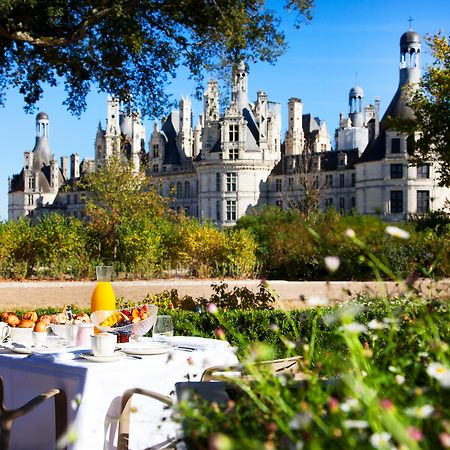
[{"left": 153, "top": 315, "right": 174, "bottom": 340}]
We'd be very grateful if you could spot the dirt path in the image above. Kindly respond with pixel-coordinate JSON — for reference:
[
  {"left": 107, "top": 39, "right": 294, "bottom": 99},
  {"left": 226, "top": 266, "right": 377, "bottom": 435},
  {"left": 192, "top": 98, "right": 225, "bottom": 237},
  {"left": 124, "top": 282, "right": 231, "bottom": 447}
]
[{"left": 0, "top": 278, "right": 448, "bottom": 311}]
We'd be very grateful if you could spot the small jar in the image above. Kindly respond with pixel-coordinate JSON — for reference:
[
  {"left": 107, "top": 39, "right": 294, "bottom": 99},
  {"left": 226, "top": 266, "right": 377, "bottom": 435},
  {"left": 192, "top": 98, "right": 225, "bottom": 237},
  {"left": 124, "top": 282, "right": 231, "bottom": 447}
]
[{"left": 116, "top": 332, "right": 130, "bottom": 343}]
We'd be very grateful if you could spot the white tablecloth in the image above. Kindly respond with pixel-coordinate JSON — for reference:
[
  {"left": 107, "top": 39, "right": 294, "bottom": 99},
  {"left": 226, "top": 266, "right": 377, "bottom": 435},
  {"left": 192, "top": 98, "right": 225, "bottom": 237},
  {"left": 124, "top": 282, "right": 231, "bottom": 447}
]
[{"left": 0, "top": 337, "right": 238, "bottom": 450}]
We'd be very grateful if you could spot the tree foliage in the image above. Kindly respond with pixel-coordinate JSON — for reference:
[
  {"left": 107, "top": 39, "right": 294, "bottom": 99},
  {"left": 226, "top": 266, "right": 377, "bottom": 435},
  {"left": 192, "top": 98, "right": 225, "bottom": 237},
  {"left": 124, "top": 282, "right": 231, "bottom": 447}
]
[
  {"left": 395, "top": 33, "right": 450, "bottom": 187},
  {"left": 81, "top": 157, "right": 168, "bottom": 263},
  {"left": 0, "top": 0, "right": 314, "bottom": 117}
]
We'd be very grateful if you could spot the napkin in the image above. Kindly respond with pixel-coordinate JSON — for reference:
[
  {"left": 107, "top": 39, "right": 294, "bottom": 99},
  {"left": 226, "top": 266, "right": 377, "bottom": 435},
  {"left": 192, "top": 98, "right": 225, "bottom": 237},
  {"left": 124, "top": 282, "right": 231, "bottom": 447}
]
[
  {"left": 161, "top": 336, "right": 231, "bottom": 352},
  {"left": 29, "top": 348, "right": 88, "bottom": 362}
]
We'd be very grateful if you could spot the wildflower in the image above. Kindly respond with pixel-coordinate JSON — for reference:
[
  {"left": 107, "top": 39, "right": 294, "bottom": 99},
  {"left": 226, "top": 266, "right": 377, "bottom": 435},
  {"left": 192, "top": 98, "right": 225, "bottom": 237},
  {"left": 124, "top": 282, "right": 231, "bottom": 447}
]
[
  {"left": 207, "top": 303, "right": 218, "bottom": 314},
  {"left": 369, "top": 432, "right": 392, "bottom": 449},
  {"left": 427, "top": 362, "right": 450, "bottom": 388},
  {"left": 270, "top": 323, "right": 279, "bottom": 332},
  {"left": 385, "top": 225, "right": 410, "bottom": 239},
  {"left": 306, "top": 295, "right": 330, "bottom": 307},
  {"left": 215, "top": 327, "right": 225, "bottom": 339},
  {"left": 405, "top": 404, "right": 434, "bottom": 419},
  {"left": 340, "top": 398, "right": 359, "bottom": 413},
  {"left": 388, "top": 366, "right": 398, "bottom": 373},
  {"left": 345, "top": 228, "right": 356, "bottom": 238},
  {"left": 380, "top": 399, "right": 394, "bottom": 410},
  {"left": 407, "top": 427, "right": 424, "bottom": 442},
  {"left": 368, "top": 319, "right": 388, "bottom": 330},
  {"left": 289, "top": 413, "right": 312, "bottom": 430},
  {"left": 344, "top": 420, "right": 369, "bottom": 429},
  {"left": 208, "top": 433, "right": 233, "bottom": 450},
  {"left": 339, "top": 323, "right": 367, "bottom": 334},
  {"left": 328, "top": 397, "right": 339, "bottom": 413},
  {"left": 395, "top": 374, "right": 405, "bottom": 385},
  {"left": 324, "top": 256, "right": 340, "bottom": 273},
  {"left": 439, "top": 432, "right": 450, "bottom": 448}
]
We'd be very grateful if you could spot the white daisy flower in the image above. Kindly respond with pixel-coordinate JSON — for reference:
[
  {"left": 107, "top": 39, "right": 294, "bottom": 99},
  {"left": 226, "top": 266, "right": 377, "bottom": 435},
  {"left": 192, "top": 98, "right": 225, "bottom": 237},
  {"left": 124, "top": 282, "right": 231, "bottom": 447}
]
[
  {"left": 345, "top": 228, "right": 356, "bottom": 238},
  {"left": 385, "top": 226, "right": 410, "bottom": 239},
  {"left": 395, "top": 374, "right": 405, "bottom": 385},
  {"left": 340, "top": 398, "right": 360, "bottom": 413},
  {"left": 324, "top": 256, "right": 340, "bottom": 273},
  {"left": 426, "top": 362, "right": 450, "bottom": 388},
  {"left": 339, "top": 323, "right": 367, "bottom": 334},
  {"left": 306, "top": 295, "right": 330, "bottom": 307},
  {"left": 368, "top": 319, "right": 388, "bottom": 330},
  {"left": 405, "top": 404, "right": 434, "bottom": 418},
  {"left": 369, "top": 432, "right": 392, "bottom": 449},
  {"left": 344, "top": 420, "right": 369, "bottom": 429}
]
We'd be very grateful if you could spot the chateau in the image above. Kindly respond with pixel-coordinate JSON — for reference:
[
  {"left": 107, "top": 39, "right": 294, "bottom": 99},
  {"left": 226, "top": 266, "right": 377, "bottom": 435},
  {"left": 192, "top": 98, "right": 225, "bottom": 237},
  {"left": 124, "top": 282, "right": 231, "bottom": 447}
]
[{"left": 8, "top": 30, "right": 449, "bottom": 223}]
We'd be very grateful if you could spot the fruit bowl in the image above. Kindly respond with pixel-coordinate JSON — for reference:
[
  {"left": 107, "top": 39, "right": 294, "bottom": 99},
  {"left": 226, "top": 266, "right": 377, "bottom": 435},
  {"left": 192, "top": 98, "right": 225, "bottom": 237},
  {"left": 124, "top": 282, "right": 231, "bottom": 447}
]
[{"left": 90, "top": 304, "right": 158, "bottom": 338}]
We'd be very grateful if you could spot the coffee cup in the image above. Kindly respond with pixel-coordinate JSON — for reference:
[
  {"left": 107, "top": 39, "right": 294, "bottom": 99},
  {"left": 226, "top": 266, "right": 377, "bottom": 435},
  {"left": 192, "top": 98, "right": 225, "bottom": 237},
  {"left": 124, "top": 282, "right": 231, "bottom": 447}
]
[
  {"left": 0, "top": 323, "right": 10, "bottom": 342},
  {"left": 9, "top": 327, "right": 33, "bottom": 344},
  {"left": 91, "top": 333, "right": 116, "bottom": 357},
  {"left": 32, "top": 331, "right": 48, "bottom": 347}
]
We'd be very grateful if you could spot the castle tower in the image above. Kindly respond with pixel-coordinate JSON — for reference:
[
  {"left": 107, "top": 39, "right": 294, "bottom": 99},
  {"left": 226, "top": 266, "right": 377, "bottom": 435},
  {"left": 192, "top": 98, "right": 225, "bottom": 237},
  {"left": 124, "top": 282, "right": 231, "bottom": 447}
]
[
  {"left": 400, "top": 29, "right": 421, "bottom": 86},
  {"left": 204, "top": 79, "right": 219, "bottom": 121},
  {"left": 232, "top": 61, "right": 249, "bottom": 111},
  {"left": 178, "top": 96, "right": 194, "bottom": 158},
  {"left": 32, "top": 112, "right": 53, "bottom": 170},
  {"left": 349, "top": 86, "right": 364, "bottom": 127},
  {"left": 285, "top": 98, "right": 304, "bottom": 155}
]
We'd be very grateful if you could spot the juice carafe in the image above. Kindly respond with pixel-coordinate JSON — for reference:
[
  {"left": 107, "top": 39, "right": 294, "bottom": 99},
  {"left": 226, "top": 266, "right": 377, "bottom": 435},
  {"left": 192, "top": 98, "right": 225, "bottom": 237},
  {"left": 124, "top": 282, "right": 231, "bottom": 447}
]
[{"left": 90, "top": 266, "right": 116, "bottom": 313}]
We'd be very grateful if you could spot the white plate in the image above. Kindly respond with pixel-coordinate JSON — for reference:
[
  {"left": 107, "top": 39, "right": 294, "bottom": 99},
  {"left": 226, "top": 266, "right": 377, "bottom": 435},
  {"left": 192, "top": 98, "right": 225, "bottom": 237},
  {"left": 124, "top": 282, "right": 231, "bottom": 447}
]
[
  {"left": 1, "top": 342, "right": 69, "bottom": 355},
  {"left": 79, "top": 351, "right": 125, "bottom": 363},
  {"left": 117, "top": 342, "right": 173, "bottom": 355}
]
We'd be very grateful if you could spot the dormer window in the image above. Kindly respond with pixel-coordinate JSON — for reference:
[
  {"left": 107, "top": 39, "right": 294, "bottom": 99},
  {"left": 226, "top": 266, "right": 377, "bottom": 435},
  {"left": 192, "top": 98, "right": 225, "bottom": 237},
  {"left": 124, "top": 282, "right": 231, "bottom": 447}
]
[
  {"left": 229, "top": 124, "right": 239, "bottom": 142},
  {"left": 391, "top": 138, "right": 401, "bottom": 154}
]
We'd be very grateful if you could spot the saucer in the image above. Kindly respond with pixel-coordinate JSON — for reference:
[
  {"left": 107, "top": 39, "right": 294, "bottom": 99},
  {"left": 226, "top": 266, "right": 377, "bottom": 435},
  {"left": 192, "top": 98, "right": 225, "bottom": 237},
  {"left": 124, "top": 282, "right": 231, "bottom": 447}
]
[
  {"left": 117, "top": 342, "right": 173, "bottom": 355},
  {"left": 79, "top": 351, "right": 125, "bottom": 363},
  {"left": 1, "top": 341, "right": 69, "bottom": 355}
]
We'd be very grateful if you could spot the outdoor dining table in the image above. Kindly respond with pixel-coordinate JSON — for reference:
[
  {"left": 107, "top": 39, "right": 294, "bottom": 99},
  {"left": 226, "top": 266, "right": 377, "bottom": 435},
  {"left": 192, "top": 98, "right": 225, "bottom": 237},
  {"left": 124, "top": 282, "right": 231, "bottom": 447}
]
[{"left": 0, "top": 336, "right": 238, "bottom": 450}]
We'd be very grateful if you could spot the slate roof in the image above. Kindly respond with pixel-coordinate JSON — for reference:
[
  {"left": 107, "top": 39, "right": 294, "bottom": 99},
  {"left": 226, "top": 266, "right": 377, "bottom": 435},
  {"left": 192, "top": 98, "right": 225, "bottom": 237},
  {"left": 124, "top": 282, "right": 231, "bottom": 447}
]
[{"left": 161, "top": 112, "right": 181, "bottom": 165}]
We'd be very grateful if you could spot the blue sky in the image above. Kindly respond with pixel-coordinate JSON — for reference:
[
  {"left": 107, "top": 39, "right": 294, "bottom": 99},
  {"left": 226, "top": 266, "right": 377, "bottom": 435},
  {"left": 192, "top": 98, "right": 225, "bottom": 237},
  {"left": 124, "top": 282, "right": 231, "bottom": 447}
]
[{"left": 0, "top": 0, "right": 449, "bottom": 220}]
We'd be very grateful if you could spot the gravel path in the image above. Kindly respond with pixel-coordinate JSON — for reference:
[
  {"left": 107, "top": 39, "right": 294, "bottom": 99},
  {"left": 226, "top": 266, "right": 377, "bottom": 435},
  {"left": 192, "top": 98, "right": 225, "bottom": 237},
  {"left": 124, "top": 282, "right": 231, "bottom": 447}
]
[{"left": 0, "top": 278, "right": 448, "bottom": 311}]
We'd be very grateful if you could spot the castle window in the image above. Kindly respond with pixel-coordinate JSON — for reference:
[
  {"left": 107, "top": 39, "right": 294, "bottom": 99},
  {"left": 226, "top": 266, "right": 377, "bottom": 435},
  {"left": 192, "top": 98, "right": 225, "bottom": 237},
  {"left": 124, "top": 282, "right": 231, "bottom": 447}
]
[
  {"left": 390, "top": 190, "right": 403, "bottom": 213},
  {"left": 325, "top": 198, "right": 333, "bottom": 208},
  {"left": 417, "top": 190, "right": 430, "bottom": 213},
  {"left": 153, "top": 144, "right": 159, "bottom": 158},
  {"left": 176, "top": 181, "right": 183, "bottom": 199},
  {"left": 153, "top": 164, "right": 159, "bottom": 173},
  {"left": 184, "top": 181, "right": 190, "bottom": 198},
  {"left": 27, "top": 177, "right": 35, "bottom": 190},
  {"left": 276, "top": 178, "right": 282, "bottom": 192},
  {"left": 351, "top": 196, "right": 356, "bottom": 208},
  {"left": 339, "top": 197, "right": 345, "bottom": 211},
  {"left": 27, "top": 195, "right": 34, "bottom": 206},
  {"left": 216, "top": 200, "right": 221, "bottom": 221},
  {"left": 229, "top": 124, "right": 239, "bottom": 142},
  {"left": 229, "top": 148, "right": 239, "bottom": 160},
  {"left": 391, "top": 138, "right": 401, "bottom": 154},
  {"left": 216, "top": 173, "right": 221, "bottom": 191},
  {"left": 326, "top": 174, "right": 333, "bottom": 188},
  {"left": 339, "top": 174, "right": 345, "bottom": 188},
  {"left": 288, "top": 177, "right": 294, "bottom": 191},
  {"left": 390, "top": 164, "right": 403, "bottom": 179},
  {"left": 74, "top": 194, "right": 78, "bottom": 204},
  {"left": 351, "top": 173, "right": 356, "bottom": 187},
  {"left": 417, "top": 164, "right": 430, "bottom": 179},
  {"left": 226, "top": 172, "right": 237, "bottom": 192},
  {"left": 226, "top": 200, "right": 237, "bottom": 221}
]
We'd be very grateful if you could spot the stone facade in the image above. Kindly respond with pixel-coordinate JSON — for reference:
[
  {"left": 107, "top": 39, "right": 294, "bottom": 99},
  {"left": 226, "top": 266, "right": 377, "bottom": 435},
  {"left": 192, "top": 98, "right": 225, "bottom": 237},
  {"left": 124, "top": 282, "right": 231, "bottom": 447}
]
[{"left": 8, "top": 30, "right": 449, "bottom": 223}]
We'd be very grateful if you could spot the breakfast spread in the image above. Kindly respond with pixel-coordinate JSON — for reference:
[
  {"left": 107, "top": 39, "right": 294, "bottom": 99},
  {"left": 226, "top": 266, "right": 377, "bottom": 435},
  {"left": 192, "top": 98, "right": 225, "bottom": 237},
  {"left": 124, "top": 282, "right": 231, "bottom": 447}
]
[
  {"left": 1, "top": 305, "right": 91, "bottom": 333},
  {"left": 99, "top": 304, "right": 152, "bottom": 328}
]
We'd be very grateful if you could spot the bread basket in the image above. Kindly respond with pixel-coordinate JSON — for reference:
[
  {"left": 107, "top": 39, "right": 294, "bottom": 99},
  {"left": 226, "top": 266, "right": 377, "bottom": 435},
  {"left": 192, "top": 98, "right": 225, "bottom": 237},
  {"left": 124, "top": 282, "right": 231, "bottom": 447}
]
[{"left": 90, "top": 304, "right": 158, "bottom": 338}]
